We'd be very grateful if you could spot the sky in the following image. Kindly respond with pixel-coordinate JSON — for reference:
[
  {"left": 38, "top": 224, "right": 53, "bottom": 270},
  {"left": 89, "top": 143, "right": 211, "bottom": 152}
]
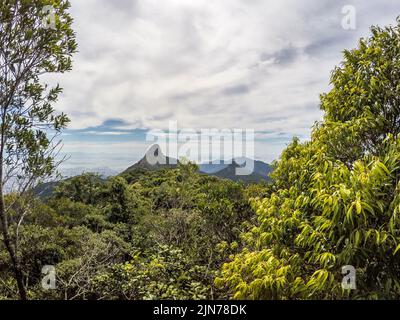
[{"left": 50, "top": 0, "right": 400, "bottom": 170}]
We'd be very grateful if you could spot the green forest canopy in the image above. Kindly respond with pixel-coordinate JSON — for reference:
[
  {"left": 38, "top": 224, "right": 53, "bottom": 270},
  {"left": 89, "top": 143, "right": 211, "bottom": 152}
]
[
  {"left": 217, "top": 18, "right": 400, "bottom": 300},
  {"left": 1, "top": 11, "right": 400, "bottom": 300}
]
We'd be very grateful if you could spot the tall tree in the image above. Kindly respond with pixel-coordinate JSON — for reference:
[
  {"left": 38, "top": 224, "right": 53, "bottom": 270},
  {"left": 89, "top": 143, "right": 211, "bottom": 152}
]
[
  {"left": 0, "top": 0, "right": 76, "bottom": 299},
  {"left": 217, "top": 18, "right": 400, "bottom": 300}
]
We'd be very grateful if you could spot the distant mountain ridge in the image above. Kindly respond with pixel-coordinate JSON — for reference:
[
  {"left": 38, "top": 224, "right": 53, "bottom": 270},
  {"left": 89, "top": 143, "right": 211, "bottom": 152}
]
[
  {"left": 124, "top": 145, "right": 273, "bottom": 183},
  {"left": 33, "top": 146, "right": 273, "bottom": 198},
  {"left": 209, "top": 159, "right": 273, "bottom": 182}
]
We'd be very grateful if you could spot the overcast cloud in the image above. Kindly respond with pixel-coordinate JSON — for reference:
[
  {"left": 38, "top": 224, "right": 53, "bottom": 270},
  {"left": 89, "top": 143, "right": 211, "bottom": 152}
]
[{"left": 51, "top": 0, "right": 400, "bottom": 169}]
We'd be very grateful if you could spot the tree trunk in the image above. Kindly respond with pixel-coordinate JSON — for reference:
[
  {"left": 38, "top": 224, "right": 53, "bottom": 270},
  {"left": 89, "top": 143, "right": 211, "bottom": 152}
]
[{"left": 0, "top": 189, "right": 27, "bottom": 300}]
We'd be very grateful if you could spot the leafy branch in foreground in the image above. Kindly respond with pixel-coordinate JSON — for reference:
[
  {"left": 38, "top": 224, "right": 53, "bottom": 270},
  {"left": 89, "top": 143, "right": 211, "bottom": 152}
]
[
  {"left": 217, "top": 18, "right": 400, "bottom": 300},
  {"left": 0, "top": 0, "right": 76, "bottom": 300}
]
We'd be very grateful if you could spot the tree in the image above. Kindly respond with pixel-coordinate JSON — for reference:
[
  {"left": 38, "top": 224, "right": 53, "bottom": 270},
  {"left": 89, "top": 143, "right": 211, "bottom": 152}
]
[
  {"left": 53, "top": 173, "right": 105, "bottom": 205},
  {"left": 0, "top": 0, "right": 76, "bottom": 299},
  {"left": 92, "top": 244, "right": 210, "bottom": 300},
  {"left": 316, "top": 18, "right": 400, "bottom": 163},
  {"left": 102, "top": 176, "right": 147, "bottom": 224},
  {"left": 217, "top": 19, "right": 400, "bottom": 299}
]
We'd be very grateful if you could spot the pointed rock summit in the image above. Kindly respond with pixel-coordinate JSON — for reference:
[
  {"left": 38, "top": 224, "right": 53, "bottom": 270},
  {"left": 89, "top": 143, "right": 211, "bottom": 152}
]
[
  {"left": 124, "top": 144, "right": 178, "bottom": 172},
  {"left": 124, "top": 146, "right": 272, "bottom": 182}
]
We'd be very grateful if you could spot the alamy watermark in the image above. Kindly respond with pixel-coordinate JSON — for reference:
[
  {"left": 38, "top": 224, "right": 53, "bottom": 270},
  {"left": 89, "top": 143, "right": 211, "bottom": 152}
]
[
  {"left": 42, "top": 5, "right": 56, "bottom": 30},
  {"left": 341, "top": 265, "right": 357, "bottom": 290},
  {"left": 341, "top": 5, "right": 357, "bottom": 30},
  {"left": 146, "top": 121, "right": 255, "bottom": 176},
  {"left": 41, "top": 265, "right": 56, "bottom": 290}
]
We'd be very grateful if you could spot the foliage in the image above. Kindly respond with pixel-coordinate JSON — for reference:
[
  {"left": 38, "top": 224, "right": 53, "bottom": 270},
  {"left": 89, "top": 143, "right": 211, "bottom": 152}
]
[
  {"left": 216, "top": 20, "right": 400, "bottom": 300},
  {"left": 93, "top": 245, "right": 210, "bottom": 300},
  {"left": 0, "top": 0, "right": 76, "bottom": 182},
  {"left": 0, "top": 163, "right": 256, "bottom": 299},
  {"left": 0, "top": 0, "right": 77, "bottom": 300},
  {"left": 2, "top": 4, "right": 399, "bottom": 302},
  {"left": 53, "top": 173, "right": 105, "bottom": 205}
]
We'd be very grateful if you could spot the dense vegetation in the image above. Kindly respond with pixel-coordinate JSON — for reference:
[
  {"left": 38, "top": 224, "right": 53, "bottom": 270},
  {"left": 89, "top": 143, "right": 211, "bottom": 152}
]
[
  {"left": 1, "top": 1, "right": 400, "bottom": 300},
  {"left": 217, "top": 19, "right": 400, "bottom": 299},
  {"left": 0, "top": 0, "right": 76, "bottom": 300},
  {"left": 0, "top": 164, "right": 261, "bottom": 299}
]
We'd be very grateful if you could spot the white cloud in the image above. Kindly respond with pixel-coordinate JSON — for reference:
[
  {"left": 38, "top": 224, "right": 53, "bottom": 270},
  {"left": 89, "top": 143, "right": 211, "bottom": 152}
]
[
  {"left": 47, "top": 0, "right": 400, "bottom": 167},
  {"left": 82, "top": 131, "right": 132, "bottom": 136}
]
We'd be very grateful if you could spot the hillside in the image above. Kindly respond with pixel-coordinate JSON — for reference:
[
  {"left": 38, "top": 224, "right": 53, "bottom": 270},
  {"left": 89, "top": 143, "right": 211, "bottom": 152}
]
[
  {"left": 211, "top": 160, "right": 272, "bottom": 182},
  {"left": 123, "top": 144, "right": 178, "bottom": 173},
  {"left": 124, "top": 145, "right": 273, "bottom": 183},
  {"left": 11, "top": 162, "right": 258, "bottom": 300}
]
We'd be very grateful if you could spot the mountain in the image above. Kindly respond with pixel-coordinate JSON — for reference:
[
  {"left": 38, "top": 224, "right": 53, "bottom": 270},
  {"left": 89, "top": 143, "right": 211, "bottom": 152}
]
[
  {"left": 199, "top": 158, "right": 273, "bottom": 182},
  {"left": 242, "top": 158, "right": 274, "bottom": 177},
  {"left": 199, "top": 162, "right": 229, "bottom": 174},
  {"left": 123, "top": 146, "right": 273, "bottom": 183},
  {"left": 33, "top": 147, "right": 272, "bottom": 199},
  {"left": 210, "top": 159, "right": 272, "bottom": 183},
  {"left": 123, "top": 144, "right": 178, "bottom": 173}
]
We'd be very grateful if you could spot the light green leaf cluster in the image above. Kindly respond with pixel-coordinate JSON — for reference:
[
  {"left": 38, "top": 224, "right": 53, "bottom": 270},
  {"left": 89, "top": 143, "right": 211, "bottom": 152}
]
[{"left": 217, "top": 19, "right": 400, "bottom": 300}]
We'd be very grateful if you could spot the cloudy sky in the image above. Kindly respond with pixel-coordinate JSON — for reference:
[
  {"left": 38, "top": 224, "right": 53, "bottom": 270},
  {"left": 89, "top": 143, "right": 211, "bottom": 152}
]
[{"left": 52, "top": 0, "right": 400, "bottom": 170}]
